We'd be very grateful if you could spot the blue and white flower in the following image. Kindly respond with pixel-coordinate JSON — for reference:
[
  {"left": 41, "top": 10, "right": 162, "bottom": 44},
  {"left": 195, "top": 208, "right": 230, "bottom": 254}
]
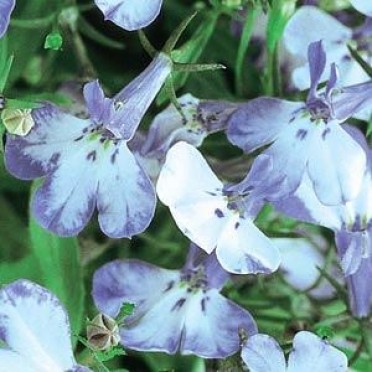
[
  {"left": 92, "top": 244, "right": 257, "bottom": 358},
  {"left": 156, "top": 141, "right": 281, "bottom": 274},
  {"left": 228, "top": 41, "right": 369, "bottom": 206},
  {"left": 5, "top": 53, "right": 172, "bottom": 238}
]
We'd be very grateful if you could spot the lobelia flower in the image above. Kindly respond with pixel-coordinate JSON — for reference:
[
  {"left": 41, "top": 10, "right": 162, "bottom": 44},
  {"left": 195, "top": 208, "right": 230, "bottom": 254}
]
[
  {"left": 156, "top": 141, "right": 281, "bottom": 274},
  {"left": 94, "top": 0, "right": 163, "bottom": 31},
  {"left": 130, "top": 93, "right": 238, "bottom": 181},
  {"left": 5, "top": 53, "right": 172, "bottom": 238},
  {"left": 241, "top": 331, "right": 348, "bottom": 372},
  {"left": 227, "top": 41, "right": 369, "bottom": 206},
  {"left": 92, "top": 243, "right": 258, "bottom": 358},
  {"left": 274, "top": 129, "right": 372, "bottom": 316},
  {"left": 0, "top": 279, "right": 91, "bottom": 372},
  {"left": 0, "top": 0, "right": 15, "bottom": 38},
  {"left": 283, "top": 5, "right": 372, "bottom": 90}
]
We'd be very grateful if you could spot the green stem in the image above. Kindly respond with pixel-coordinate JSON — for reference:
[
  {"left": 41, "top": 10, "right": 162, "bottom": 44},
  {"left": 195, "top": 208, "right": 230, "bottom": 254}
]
[
  {"left": 234, "top": 6, "right": 258, "bottom": 96},
  {"left": 10, "top": 13, "right": 57, "bottom": 29}
]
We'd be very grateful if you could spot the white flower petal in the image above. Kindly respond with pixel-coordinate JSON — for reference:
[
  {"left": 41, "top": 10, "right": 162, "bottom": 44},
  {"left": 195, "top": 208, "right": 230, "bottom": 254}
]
[
  {"left": 122, "top": 286, "right": 189, "bottom": 354},
  {"left": 0, "top": 280, "right": 76, "bottom": 372},
  {"left": 97, "top": 143, "right": 155, "bottom": 238},
  {"left": 182, "top": 290, "right": 257, "bottom": 358},
  {"left": 32, "top": 137, "right": 99, "bottom": 236},
  {"left": 283, "top": 6, "right": 351, "bottom": 58},
  {"left": 276, "top": 238, "right": 324, "bottom": 291},
  {"left": 157, "top": 142, "right": 227, "bottom": 253},
  {"left": 307, "top": 123, "right": 366, "bottom": 205},
  {"left": 217, "top": 216, "right": 280, "bottom": 274},
  {"left": 95, "top": 0, "right": 163, "bottom": 31},
  {"left": 287, "top": 331, "right": 348, "bottom": 372},
  {"left": 0, "top": 350, "right": 34, "bottom": 372},
  {"left": 241, "top": 334, "right": 286, "bottom": 372}
]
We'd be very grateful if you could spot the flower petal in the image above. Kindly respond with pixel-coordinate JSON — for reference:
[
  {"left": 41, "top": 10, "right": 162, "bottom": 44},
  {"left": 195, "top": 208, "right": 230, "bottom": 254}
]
[
  {"left": 157, "top": 142, "right": 227, "bottom": 253},
  {"left": 5, "top": 105, "right": 90, "bottom": 180},
  {"left": 94, "top": 0, "right": 163, "bottom": 31},
  {"left": 121, "top": 286, "right": 190, "bottom": 354},
  {"left": 287, "top": 331, "right": 348, "bottom": 372},
  {"left": 336, "top": 229, "right": 372, "bottom": 317},
  {"left": 0, "top": 350, "right": 34, "bottom": 371},
  {"left": 227, "top": 97, "right": 302, "bottom": 153},
  {"left": 241, "top": 334, "right": 286, "bottom": 372},
  {"left": 181, "top": 290, "right": 257, "bottom": 358},
  {"left": 92, "top": 259, "right": 180, "bottom": 319},
  {"left": 32, "top": 137, "right": 99, "bottom": 236},
  {"left": 141, "top": 94, "right": 204, "bottom": 156},
  {"left": 0, "top": 280, "right": 77, "bottom": 371},
  {"left": 283, "top": 6, "right": 351, "bottom": 58},
  {"left": 307, "top": 122, "right": 366, "bottom": 205},
  {"left": 263, "top": 116, "right": 317, "bottom": 195},
  {"left": 283, "top": 6, "right": 352, "bottom": 90},
  {"left": 276, "top": 238, "right": 324, "bottom": 291},
  {"left": 0, "top": 0, "right": 15, "bottom": 38},
  {"left": 107, "top": 53, "right": 172, "bottom": 140},
  {"left": 274, "top": 174, "right": 343, "bottom": 230},
  {"left": 83, "top": 80, "right": 114, "bottom": 124},
  {"left": 97, "top": 143, "right": 156, "bottom": 238},
  {"left": 216, "top": 216, "right": 280, "bottom": 274}
]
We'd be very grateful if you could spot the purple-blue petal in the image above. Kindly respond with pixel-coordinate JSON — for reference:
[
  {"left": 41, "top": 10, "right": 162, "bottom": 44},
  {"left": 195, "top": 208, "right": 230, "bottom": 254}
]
[
  {"left": 336, "top": 229, "right": 372, "bottom": 317},
  {"left": 227, "top": 97, "right": 302, "bottom": 153},
  {"left": 5, "top": 105, "right": 91, "bottom": 180},
  {"left": 106, "top": 53, "right": 172, "bottom": 140},
  {"left": 307, "top": 40, "right": 327, "bottom": 102},
  {"left": 0, "top": 0, "right": 15, "bottom": 38}
]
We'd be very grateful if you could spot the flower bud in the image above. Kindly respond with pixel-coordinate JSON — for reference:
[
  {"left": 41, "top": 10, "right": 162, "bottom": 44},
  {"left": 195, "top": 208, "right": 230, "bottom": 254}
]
[
  {"left": 1, "top": 108, "right": 35, "bottom": 136},
  {"left": 87, "top": 313, "right": 120, "bottom": 351}
]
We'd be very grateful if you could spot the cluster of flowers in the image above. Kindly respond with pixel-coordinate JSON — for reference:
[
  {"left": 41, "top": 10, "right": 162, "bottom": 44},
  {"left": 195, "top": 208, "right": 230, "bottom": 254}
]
[{"left": 0, "top": 0, "right": 371, "bottom": 371}]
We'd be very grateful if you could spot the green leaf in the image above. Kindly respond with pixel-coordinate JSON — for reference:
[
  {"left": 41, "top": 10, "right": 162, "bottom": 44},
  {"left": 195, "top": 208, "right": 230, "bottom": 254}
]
[
  {"left": 29, "top": 183, "right": 85, "bottom": 337},
  {"left": 44, "top": 31, "right": 63, "bottom": 50},
  {"left": 156, "top": 10, "right": 219, "bottom": 105},
  {"left": 266, "top": 0, "right": 295, "bottom": 53},
  {"left": 0, "top": 54, "right": 14, "bottom": 93},
  {"left": 116, "top": 302, "right": 135, "bottom": 324}
]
